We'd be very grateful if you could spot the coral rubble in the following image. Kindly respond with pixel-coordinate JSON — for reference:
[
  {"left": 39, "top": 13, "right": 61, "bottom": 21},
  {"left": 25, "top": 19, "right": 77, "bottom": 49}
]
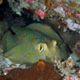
[
  {"left": 7, "top": 0, "right": 80, "bottom": 33},
  {"left": 54, "top": 55, "right": 80, "bottom": 80}
]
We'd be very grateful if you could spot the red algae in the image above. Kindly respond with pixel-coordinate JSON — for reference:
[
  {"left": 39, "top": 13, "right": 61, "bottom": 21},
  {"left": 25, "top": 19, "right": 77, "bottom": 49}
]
[
  {"left": 0, "top": 75, "right": 7, "bottom": 80},
  {"left": 0, "top": 60, "right": 62, "bottom": 80}
]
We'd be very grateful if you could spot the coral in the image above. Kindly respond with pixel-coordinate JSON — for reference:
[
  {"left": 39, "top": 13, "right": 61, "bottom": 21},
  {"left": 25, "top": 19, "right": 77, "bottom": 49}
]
[
  {"left": 6, "top": 0, "right": 80, "bottom": 33},
  {"left": 34, "top": 9, "right": 46, "bottom": 19},
  {"left": 63, "top": 75, "right": 79, "bottom": 80},
  {"left": 25, "top": 0, "right": 34, "bottom": 4},
  {"left": 54, "top": 55, "right": 80, "bottom": 76},
  {"left": 7, "top": 0, "right": 30, "bottom": 16},
  {"left": 0, "top": 60, "right": 62, "bottom": 80},
  {"left": 54, "top": 55, "right": 80, "bottom": 79}
]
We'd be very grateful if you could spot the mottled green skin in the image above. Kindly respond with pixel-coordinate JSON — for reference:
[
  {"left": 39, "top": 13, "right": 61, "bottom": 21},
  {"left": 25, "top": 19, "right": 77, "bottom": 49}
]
[{"left": 2, "top": 23, "right": 69, "bottom": 64}]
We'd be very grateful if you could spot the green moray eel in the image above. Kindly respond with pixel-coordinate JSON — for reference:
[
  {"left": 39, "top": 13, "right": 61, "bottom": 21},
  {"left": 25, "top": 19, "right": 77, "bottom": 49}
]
[{"left": 2, "top": 23, "right": 70, "bottom": 64}]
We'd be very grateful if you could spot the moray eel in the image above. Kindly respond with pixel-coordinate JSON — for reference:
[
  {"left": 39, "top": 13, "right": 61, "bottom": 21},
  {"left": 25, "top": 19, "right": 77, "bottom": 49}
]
[{"left": 2, "top": 23, "right": 70, "bottom": 64}]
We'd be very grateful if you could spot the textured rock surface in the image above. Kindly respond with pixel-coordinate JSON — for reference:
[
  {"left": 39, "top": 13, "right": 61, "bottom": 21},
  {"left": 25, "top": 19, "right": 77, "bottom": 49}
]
[
  {"left": 0, "top": 60, "right": 62, "bottom": 80},
  {"left": 44, "top": 19, "right": 80, "bottom": 52}
]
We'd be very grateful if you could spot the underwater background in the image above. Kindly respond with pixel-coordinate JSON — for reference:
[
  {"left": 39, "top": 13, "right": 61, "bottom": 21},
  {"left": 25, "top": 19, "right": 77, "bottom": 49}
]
[{"left": 0, "top": 0, "right": 80, "bottom": 80}]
